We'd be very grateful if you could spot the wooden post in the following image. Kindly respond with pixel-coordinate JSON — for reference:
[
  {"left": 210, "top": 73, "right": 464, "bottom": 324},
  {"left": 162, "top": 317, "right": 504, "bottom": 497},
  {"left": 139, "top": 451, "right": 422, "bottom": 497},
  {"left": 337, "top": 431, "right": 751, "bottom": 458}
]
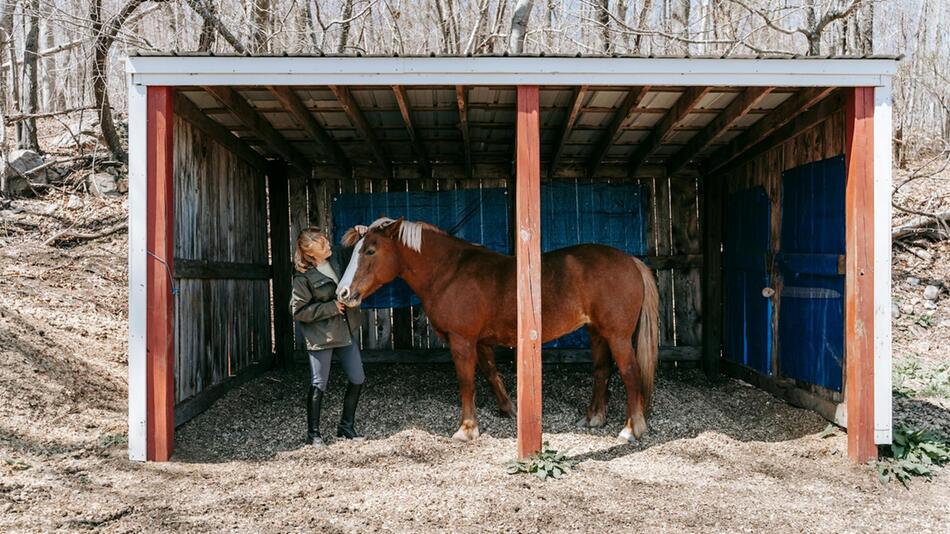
[
  {"left": 268, "top": 163, "right": 294, "bottom": 366},
  {"left": 516, "top": 85, "right": 542, "bottom": 459},
  {"left": 701, "top": 174, "right": 723, "bottom": 378},
  {"left": 844, "top": 87, "right": 876, "bottom": 463},
  {"left": 146, "top": 86, "right": 175, "bottom": 462}
]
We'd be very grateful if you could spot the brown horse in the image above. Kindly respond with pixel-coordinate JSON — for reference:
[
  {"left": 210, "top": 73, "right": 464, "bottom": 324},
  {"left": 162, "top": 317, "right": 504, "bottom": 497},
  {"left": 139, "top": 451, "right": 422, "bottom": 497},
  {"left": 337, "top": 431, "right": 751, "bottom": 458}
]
[{"left": 336, "top": 217, "right": 659, "bottom": 443}]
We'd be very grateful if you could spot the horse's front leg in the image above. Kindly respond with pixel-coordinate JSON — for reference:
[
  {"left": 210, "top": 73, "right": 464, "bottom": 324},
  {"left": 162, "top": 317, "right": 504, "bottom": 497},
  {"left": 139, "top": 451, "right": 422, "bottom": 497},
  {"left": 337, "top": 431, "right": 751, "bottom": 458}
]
[
  {"left": 476, "top": 343, "right": 514, "bottom": 418},
  {"left": 449, "top": 336, "right": 480, "bottom": 441}
]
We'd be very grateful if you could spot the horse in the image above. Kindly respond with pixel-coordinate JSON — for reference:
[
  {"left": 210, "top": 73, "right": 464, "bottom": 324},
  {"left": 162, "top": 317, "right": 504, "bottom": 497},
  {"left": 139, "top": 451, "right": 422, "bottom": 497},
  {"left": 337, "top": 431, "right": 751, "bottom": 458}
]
[{"left": 335, "top": 217, "right": 659, "bottom": 443}]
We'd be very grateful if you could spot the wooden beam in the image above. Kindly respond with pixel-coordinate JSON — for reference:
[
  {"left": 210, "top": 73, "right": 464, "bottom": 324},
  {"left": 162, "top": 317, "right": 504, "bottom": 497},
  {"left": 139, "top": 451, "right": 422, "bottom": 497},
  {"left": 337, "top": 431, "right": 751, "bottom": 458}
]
[
  {"left": 701, "top": 174, "right": 724, "bottom": 378},
  {"left": 268, "top": 86, "right": 349, "bottom": 172},
  {"left": 359, "top": 346, "right": 701, "bottom": 364},
  {"left": 391, "top": 85, "right": 432, "bottom": 178},
  {"left": 146, "top": 86, "right": 175, "bottom": 462},
  {"left": 202, "top": 86, "right": 311, "bottom": 173},
  {"left": 549, "top": 85, "right": 588, "bottom": 177},
  {"left": 844, "top": 87, "right": 876, "bottom": 463},
  {"left": 588, "top": 86, "right": 650, "bottom": 177},
  {"left": 629, "top": 86, "right": 711, "bottom": 174},
  {"left": 516, "top": 85, "right": 542, "bottom": 459},
  {"left": 455, "top": 85, "right": 473, "bottom": 180},
  {"left": 173, "top": 259, "right": 272, "bottom": 280},
  {"left": 174, "top": 93, "right": 269, "bottom": 173},
  {"left": 668, "top": 87, "right": 774, "bottom": 175},
  {"left": 267, "top": 163, "right": 295, "bottom": 367},
  {"left": 328, "top": 85, "right": 392, "bottom": 177},
  {"left": 705, "top": 87, "right": 835, "bottom": 173}
]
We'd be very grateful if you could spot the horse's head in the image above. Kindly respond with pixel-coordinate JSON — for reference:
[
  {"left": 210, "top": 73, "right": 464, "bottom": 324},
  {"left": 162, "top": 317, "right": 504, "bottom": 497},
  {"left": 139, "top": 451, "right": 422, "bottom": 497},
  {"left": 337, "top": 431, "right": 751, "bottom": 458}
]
[{"left": 336, "top": 217, "right": 406, "bottom": 307}]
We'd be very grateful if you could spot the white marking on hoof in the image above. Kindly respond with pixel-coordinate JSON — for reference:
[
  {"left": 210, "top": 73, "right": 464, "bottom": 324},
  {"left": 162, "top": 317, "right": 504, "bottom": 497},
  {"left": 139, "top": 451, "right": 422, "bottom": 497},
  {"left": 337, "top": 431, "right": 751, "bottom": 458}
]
[
  {"left": 588, "top": 413, "right": 606, "bottom": 428},
  {"left": 575, "top": 416, "right": 590, "bottom": 428},
  {"left": 452, "top": 425, "right": 480, "bottom": 442},
  {"left": 618, "top": 427, "right": 636, "bottom": 444}
]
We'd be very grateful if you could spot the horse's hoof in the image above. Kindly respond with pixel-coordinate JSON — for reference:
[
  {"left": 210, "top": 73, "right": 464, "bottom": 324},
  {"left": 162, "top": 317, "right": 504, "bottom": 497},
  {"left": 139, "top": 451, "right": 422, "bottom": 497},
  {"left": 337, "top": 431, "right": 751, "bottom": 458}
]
[
  {"left": 632, "top": 414, "right": 648, "bottom": 438},
  {"left": 588, "top": 413, "right": 607, "bottom": 428},
  {"left": 452, "top": 425, "right": 480, "bottom": 442},
  {"left": 575, "top": 416, "right": 590, "bottom": 428},
  {"left": 618, "top": 427, "right": 636, "bottom": 444}
]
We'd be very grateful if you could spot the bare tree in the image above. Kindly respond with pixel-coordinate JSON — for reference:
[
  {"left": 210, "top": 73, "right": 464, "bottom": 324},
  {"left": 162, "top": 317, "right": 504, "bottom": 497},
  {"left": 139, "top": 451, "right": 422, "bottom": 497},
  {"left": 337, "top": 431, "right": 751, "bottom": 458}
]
[
  {"left": 18, "top": 0, "right": 40, "bottom": 151},
  {"left": 509, "top": 0, "right": 534, "bottom": 54},
  {"left": 338, "top": 0, "right": 354, "bottom": 53}
]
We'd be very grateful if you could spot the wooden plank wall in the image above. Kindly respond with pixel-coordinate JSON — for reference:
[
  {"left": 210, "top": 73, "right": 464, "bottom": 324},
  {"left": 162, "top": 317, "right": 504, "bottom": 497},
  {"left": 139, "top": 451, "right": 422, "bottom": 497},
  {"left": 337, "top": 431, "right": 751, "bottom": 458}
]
[
  {"left": 299, "top": 166, "right": 702, "bottom": 359},
  {"left": 172, "top": 116, "right": 272, "bottom": 404},
  {"left": 720, "top": 100, "right": 845, "bottom": 401}
]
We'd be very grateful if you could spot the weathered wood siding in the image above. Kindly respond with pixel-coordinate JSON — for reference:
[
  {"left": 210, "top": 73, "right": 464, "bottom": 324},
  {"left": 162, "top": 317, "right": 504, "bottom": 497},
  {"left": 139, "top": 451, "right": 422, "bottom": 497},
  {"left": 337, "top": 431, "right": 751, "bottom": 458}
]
[{"left": 172, "top": 116, "right": 272, "bottom": 405}]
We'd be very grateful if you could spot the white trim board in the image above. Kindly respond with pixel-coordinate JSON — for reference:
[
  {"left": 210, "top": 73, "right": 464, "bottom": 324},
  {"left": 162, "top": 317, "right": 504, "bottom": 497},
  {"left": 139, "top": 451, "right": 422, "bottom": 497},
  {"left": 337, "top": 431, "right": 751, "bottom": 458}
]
[
  {"left": 127, "top": 57, "right": 896, "bottom": 87},
  {"left": 127, "top": 82, "right": 148, "bottom": 461},
  {"left": 873, "top": 82, "right": 894, "bottom": 445}
]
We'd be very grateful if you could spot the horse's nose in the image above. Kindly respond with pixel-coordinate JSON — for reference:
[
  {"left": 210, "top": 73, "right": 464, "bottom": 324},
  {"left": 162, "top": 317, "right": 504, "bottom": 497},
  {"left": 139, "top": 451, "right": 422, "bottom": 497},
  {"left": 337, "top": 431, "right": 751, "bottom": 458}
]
[{"left": 337, "top": 286, "right": 350, "bottom": 300}]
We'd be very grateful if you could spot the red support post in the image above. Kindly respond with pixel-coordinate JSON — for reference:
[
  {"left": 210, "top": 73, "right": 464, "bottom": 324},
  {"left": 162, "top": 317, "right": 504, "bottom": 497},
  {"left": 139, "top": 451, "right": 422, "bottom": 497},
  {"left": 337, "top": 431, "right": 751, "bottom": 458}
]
[
  {"left": 516, "top": 85, "right": 542, "bottom": 459},
  {"left": 146, "top": 86, "right": 175, "bottom": 461},
  {"left": 844, "top": 87, "right": 876, "bottom": 463}
]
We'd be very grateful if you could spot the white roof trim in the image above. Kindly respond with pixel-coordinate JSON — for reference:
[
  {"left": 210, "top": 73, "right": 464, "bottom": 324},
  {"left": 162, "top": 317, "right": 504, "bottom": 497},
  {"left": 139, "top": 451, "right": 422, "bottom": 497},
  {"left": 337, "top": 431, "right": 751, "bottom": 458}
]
[{"left": 127, "top": 57, "right": 895, "bottom": 87}]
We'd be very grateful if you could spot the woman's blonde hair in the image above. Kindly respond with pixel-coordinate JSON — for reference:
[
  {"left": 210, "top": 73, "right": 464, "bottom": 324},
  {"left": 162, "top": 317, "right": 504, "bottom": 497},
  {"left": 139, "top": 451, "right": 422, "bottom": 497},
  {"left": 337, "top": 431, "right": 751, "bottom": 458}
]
[{"left": 294, "top": 228, "right": 331, "bottom": 272}]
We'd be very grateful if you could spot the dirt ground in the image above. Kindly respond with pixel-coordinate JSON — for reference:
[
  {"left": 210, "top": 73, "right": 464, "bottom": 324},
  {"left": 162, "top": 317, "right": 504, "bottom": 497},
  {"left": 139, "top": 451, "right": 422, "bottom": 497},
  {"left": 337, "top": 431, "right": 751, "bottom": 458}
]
[{"left": 1, "top": 192, "right": 949, "bottom": 533}]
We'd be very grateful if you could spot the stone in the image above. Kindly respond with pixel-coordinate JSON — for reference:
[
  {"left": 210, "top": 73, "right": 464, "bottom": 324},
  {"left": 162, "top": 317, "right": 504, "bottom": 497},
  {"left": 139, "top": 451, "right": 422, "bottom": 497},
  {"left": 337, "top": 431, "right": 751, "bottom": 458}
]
[
  {"left": 2, "top": 149, "right": 50, "bottom": 195},
  {"left": 50, "top": 120, "right": 101, "bottom": 151},
  {"left": 891, "top": 303, "right": 901, "bottom": 319},
  {"left": 923, "top": 285, "right": 940, "bottom": 301},
  {"left": 907, "top": 277, "right": 920, "bottom": 286},
  {"left": 900, "top": 303, "right": 915, "bottom": 315},
  {"left": 66, "top": 194, "right": 83, "bottom": 210},
  {"left": 86, "top": 172, "right": 119, "bottom": 197}
]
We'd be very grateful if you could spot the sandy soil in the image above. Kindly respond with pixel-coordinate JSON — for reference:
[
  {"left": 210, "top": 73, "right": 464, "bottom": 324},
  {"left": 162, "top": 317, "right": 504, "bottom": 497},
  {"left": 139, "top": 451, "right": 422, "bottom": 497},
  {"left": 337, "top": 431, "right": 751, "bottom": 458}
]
[{"left": 1, "top": 194, "right": 949, "bottom": 533}]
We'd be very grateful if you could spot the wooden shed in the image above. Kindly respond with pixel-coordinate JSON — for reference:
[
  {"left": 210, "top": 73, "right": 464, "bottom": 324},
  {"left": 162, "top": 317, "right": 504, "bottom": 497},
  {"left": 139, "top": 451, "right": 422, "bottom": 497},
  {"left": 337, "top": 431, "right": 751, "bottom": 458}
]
[{"left": 125, "top": 54, "right": 896, "bottom": 463}]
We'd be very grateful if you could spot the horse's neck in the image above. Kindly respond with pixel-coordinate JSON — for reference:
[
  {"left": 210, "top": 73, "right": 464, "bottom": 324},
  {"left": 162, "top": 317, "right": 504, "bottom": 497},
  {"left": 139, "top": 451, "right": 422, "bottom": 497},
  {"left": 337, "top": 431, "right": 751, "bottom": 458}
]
[{"left": 396, "top": 230, "right": 466, "bottom": 300}]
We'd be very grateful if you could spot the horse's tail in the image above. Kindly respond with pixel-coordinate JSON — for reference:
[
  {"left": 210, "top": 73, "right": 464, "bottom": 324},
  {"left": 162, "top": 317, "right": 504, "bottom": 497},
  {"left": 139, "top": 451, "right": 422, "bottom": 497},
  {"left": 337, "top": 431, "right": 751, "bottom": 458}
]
[{"left": 632, "top": 256, "right": 659, "bottom": 411}]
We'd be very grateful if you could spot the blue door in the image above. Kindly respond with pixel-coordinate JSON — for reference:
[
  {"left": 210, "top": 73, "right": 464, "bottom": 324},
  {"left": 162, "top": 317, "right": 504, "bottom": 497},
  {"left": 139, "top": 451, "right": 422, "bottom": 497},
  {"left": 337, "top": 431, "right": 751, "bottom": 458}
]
[
  {"left": 777, "top": 156, "right": 846, "bottom": 392},
  {"left": 723, "top": 187, "right": 773, "bottom": 374}
]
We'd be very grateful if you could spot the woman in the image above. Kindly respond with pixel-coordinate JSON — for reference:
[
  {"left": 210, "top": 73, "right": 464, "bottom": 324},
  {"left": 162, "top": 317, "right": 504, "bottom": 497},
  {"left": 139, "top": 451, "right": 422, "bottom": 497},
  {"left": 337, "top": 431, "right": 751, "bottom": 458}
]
[{"left": 290, "top": 227, "right": 366, "bottom": 448}]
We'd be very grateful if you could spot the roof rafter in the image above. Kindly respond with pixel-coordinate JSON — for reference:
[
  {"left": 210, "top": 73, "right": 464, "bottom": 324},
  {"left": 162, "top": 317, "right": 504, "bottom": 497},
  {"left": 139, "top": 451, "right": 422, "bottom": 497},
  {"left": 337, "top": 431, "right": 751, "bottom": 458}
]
[
  {"left": 667, "top": 86, "right": 775, "bottom": 175},
  {"left": 629, "top": 86, "right": 712, "bottom": 174},
  {"left": 201, "top": 86, "right": 311, "bottom": 173},
  {"left": 455, "top": 85, "right": 473, "bottom": 180},
  {"left": 392, "top": 85, "right": 432, "bottom": 179},
  {"left": 549, "top": 85, "right": 588, "bottom": 177},
  {"left": 587, "top": 86, "right": 651, "bottom": 177},
  {"left": 704, "top": 86, "right": 836, "bottom": 173},
  {"left": 268, "top": 86, "right": 350, "bottom": 173},
  {"left": 328, "top": 85, "right": 392, "bottom": 177}
]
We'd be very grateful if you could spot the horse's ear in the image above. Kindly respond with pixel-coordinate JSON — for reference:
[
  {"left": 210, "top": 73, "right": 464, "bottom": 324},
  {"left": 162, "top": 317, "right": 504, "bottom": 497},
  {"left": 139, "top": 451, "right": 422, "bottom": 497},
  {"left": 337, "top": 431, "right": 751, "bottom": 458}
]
[
  {"left": 341, "top": 227, "right": 362, "bottom": 247},
  {"left": 379, "top": 217, "right": 403, "bottom": 238}
]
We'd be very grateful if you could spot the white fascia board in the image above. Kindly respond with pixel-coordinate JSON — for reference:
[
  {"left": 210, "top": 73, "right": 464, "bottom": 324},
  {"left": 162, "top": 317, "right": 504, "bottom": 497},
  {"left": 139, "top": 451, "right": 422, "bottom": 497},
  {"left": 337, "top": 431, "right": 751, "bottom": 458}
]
[
  {"left": 127, "top": 80, "right": 148, "bottom": 461},
  {"left": 127, "top": 57, "right": 895, "bottom": 87},
  {"left": 873, "top": 82, "right": 893, "bottom": 445}
]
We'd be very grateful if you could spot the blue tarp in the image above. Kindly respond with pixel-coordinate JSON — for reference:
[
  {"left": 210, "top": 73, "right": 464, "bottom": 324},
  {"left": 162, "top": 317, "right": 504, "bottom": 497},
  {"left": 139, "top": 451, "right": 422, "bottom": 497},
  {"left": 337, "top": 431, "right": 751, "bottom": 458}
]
[
  {"left": 331, "top": 182, "right": 648, "bottom": 348},
  {"left": 778, "top": 155, "right": 846, "bottom": 392},
  {"left": 723, "top": 186, "right": 772, "bottom": 375}
]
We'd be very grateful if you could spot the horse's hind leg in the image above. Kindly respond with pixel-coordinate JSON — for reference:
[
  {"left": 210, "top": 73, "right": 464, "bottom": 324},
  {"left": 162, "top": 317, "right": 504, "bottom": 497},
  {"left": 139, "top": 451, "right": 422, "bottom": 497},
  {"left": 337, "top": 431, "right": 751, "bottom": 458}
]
[
  {"left": 449, "top": 336, "right": 480, "bottom": 442},
  {"left": 607, "top": 336, "right": 647, "bottom": 443},
  {"left": 476, "top": 343, "right": 514, "bottom": 418},
  {"left": 577, "top": 329, "right": 612, "bottom": 428}
]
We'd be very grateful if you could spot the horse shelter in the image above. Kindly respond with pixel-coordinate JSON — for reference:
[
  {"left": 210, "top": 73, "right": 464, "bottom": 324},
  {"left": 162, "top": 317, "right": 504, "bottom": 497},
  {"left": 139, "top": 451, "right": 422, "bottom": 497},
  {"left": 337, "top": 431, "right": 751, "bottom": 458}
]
[{"left": 125, "top": 55, "right": 896, "bottom": 463}]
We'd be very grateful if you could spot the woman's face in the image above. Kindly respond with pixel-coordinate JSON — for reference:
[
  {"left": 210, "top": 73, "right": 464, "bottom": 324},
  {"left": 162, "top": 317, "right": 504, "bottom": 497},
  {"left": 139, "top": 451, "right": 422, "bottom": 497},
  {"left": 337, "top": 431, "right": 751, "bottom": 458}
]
[{"left": 305, "top": 236, "right": 332, "bottom": 263}]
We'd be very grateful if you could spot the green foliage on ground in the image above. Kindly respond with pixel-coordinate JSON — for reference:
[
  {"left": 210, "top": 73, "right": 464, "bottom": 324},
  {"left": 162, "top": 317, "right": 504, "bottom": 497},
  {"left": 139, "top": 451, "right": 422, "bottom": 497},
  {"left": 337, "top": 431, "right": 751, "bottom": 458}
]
[
  {"left": 507, "top": 442, "right": 575, "bottom": 480},
  {"left": 877, "top": 426, "right": 950, "bottom": 487}
]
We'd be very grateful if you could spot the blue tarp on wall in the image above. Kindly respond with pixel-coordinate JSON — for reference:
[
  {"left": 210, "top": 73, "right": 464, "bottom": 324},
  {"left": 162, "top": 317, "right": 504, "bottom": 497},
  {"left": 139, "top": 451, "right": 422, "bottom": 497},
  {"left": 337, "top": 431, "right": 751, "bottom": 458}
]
[
  {"left": 331, "top": 182, "right": 648, "bottom": 348},
  {"left": 778, "top": 155, "right": 846, "bottom": 392},
  {"left": 723, "top": 186, "right": 773, "bottom": 375}
]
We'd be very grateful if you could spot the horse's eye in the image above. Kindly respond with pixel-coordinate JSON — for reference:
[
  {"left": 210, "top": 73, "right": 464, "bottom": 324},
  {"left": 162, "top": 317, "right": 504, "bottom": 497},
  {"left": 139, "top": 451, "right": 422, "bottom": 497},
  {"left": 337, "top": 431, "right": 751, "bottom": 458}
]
[{"left": 365, "top": 248, "right": 375, "bottom": 256}]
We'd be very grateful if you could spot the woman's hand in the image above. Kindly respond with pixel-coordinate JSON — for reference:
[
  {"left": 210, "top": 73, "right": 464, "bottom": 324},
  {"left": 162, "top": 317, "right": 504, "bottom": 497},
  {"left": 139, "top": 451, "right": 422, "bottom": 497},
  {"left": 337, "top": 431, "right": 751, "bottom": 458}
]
[{"left": 335, "top": 300, "right": 346, "bottom": 314}]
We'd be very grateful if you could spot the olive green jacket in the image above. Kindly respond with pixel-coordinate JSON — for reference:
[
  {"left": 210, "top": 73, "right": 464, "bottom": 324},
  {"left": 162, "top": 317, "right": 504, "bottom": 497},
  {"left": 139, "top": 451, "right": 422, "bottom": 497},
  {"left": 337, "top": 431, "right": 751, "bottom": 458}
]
[{"left": 290, "top": 247, "right": 362, "bottom": 351}]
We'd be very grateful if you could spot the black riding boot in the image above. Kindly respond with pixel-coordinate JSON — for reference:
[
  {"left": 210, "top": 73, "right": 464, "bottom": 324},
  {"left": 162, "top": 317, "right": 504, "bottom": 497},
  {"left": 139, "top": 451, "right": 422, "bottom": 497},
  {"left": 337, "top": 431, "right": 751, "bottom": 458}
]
[
  {"left": 336, "top": 382, "right": 365, "bottom": 440},
  {"left": 306, "top": 385, "right": 326, "bottom": 448}
]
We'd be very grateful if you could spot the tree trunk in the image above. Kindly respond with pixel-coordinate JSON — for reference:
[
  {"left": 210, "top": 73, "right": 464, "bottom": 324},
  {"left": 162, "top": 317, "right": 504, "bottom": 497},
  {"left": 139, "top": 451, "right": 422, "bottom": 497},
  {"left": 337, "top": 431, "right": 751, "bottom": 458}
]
[
  {"left": 91, "top": 0, "right": 146, "bottom": 164},
  {"left": 804, "top": 0, "right": 820, "bottom": 55},
  {"left": 197, "top": 0, "right": 217, "bottom": 51},
  {"left": 0, "top": 2, "right": 16, "bottom": 117},
  {"left": 251, "top": 0, "right": 271, "bottom": 54},
  {"left": 17, "top": 0, "right": 40, "bottom": 151},
  {"left": 509, "top": 0, "right": 534, "bottom": 54},
  {"left": 337, "top": 0, "right": 354, "bottom": 53},
  {"left": 595, "top": 0, "right": 610, "bottom": 53},
  {"left": 633, "top": 0, "right": 654, "bottom": 54},
  {"left": 186, "top": 0, "right": 247, "bottom": 54}
]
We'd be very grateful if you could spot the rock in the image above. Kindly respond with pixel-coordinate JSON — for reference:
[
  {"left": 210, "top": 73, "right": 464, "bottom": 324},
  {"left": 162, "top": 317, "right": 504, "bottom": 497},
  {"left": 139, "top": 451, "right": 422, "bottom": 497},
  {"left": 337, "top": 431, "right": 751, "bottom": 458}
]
[
  {"left": 2, "top": 149, "right": 50, "bottom": 195},
  {"left": 116, "top": 178, "right": 129, "bottom": 194},
  {"left": 43, "top": 202, "right": 58, "bottom": 215},
  {"left": 891, "top": 303, "right": 901, "bottom": 319},
  {"left": 907, "top": 277, "right": 920, "bottom": 286},
  {"left": 66, "top": 194, "right": 83, "bottom": 210},
  {"left": 900, "top": 303, "right": 915, "bottom": 315},
  {"left": 50, "top": 120, "right": 101, "bottom": 151},
  {"left": 87, "top": 172, "right": 119, "bottom": 197},
  {"left": 923, "top": 285, "right": 940, "bottom": 301}
]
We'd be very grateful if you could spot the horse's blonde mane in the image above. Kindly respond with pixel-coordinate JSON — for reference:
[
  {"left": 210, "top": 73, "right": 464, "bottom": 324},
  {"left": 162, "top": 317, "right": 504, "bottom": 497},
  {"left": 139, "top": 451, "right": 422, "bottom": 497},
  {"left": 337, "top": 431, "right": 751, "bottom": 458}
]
[{"left": 342, "top": 217, "right": 444, "bottom": 252}]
